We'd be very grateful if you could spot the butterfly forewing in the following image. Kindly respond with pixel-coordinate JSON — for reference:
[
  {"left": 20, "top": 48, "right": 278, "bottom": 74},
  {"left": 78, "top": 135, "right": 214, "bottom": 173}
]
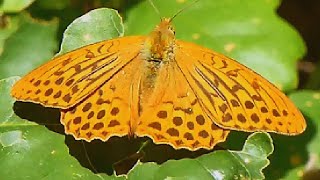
[
  {"left": 175, "top": 40, "right": 306, "bottom": 135},
  {"left": 11, "top": 36, "right": 145, "bottom": 109}
]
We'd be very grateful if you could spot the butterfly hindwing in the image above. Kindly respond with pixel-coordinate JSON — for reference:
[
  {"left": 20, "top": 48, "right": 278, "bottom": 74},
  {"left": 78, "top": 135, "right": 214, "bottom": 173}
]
[{"left": 136, "top": 62, "right": 230, "bottom": 150}]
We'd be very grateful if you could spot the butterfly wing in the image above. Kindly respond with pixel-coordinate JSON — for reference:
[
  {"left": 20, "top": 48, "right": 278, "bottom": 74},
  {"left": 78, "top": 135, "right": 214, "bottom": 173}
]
[
  {"left": 11, "top": 36, "right": 145, "bottom": 109},
  {"left": 174, "top": 40, "right": 306, "bottom": 135},
  {"left": 135, "top": 61, "right": 230, "bottom": 150},
  {"left": 61, "top": 54, "right": 143, "bottom": 141}
]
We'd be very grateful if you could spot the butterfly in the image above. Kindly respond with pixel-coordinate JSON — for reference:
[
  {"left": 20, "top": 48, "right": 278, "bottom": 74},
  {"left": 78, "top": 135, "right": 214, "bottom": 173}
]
[{"left": 11, "top": 17, "right": 306, "bottom": 151}]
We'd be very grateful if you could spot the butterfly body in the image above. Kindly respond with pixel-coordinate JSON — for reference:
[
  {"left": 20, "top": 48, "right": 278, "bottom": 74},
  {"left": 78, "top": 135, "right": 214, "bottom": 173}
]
[
  {"left": 136, "top": 18, "right": 177, "bottom": 121},
  {"left": 11, "top": 17, "right": 306, "bottom": 150}
]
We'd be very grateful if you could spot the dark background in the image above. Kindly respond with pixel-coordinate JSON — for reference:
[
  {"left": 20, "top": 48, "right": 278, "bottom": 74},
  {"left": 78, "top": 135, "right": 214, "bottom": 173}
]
[{"left": 278, "top": 0, "right": 320, "bottom": 89}]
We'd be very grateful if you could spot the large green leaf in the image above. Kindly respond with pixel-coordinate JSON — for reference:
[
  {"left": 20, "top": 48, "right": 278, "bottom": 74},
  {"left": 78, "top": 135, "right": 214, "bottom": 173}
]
[
  {"left": 58, "top": 8, "right": 124, "bottom": 55},
  {"left": 291, "top": 91, "right": 320, "bottom": 158},
  {"left": 263, "top": 90, "right": 319, "bottom": 179},
  {"left": 281, "top": 91, "right": 320, "bottom": 180},
  {"left": 0, "top": 13, "right": 58, "bottom": 79},
  {"left": 128, "top": 132, "right": 273, "bottom": 180},
  {"left": 125, "top": 0, "right": 306, "bottom": 91}
]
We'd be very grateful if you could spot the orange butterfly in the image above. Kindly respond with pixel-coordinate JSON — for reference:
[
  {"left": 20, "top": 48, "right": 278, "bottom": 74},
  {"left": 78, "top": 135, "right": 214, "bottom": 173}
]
[{"left": 11, "top": 16, "right": 306, "bottom": 151}]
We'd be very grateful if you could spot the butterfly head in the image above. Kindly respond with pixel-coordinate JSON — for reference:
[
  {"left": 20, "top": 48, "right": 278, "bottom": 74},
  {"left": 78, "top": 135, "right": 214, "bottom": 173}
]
[
  {"left": 155, "top": 18, "right": 176, "bottom": 36},
  {"left": 153, "top": 18, "right": 176, "bottom": 46},
  {"left": 143, "top": 18, "right": 176, "bottom": 62}
]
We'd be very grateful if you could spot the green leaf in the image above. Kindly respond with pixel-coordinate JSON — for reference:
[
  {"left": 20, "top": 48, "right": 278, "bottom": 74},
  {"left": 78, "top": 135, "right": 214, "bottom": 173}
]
[
  {"left": 264, "top": 90, "right": 319, "bottom": 179},
  {"left": 290, "top": 91, "right": 320, "bottom": 131},
  {"left": 128, "top": 132, "right": 273, "bottom": 180},
  {"left": 0, "top": 77, "right": 20, "bottom": 123},
  {"left": 0, "top": 13, "right": 58, "bottom": 79},
  {"left": 0, "top": 77, "right": 114, "bottom": 180},
  {"left": 0, "top": 0, "right": 35, "bottom": 13},
  {"left": 125, "top": 0, "right": 306, "bottom": 91},
  {"left": 58, "top": 8, "right": 124, "bottom": 55},
  {"left": 0, "top": 16, "right": 20, "bottom": 56},
  {"left": 285, "top": 91, "right": 320, "bottom": 179}
]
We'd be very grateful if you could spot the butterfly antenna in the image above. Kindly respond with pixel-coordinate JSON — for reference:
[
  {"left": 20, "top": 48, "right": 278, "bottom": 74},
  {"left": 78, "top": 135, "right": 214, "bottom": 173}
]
[
  {"left": 170, "top": 0, "right": 200, "bottom": 22},
  {"left": 138, "top": 140, "right": 151, "bottom": 153},
  {"left": 148, "top": 0, "right": 161, "bottom": 20}
]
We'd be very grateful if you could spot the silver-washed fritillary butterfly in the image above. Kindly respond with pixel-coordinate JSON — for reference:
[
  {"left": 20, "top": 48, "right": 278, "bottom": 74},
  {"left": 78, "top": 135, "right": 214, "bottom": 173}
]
[{"left": 11, "top": 15, "right": 306, "bottom": 150}]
